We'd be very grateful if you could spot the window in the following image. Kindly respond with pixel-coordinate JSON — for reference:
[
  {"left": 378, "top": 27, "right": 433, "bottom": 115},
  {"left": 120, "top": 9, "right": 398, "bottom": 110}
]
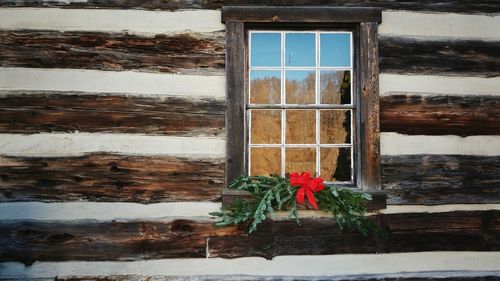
[
  {"left": 248, "top": 30, "right": 354, "bottom": 184},
  {"left": 223, "top": 6, "right": 382, "bottom": 191}
]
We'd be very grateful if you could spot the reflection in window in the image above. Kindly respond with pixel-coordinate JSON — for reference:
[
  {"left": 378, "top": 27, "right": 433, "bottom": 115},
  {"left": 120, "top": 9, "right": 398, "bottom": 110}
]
[
  {"left": 248, "top": 31, "right": 354, "bottom": 184},
  {"left": 250, "top": 33, "right": 281, "bottom": 67},
  {"left": 250, "top": 70, "right": 281, "bottom": 104}
]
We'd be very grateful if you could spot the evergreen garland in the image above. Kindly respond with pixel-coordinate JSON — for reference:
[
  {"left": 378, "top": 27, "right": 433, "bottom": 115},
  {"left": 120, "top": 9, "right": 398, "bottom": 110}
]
[{"left": 210, "top": 174, "right": 383, "bottom": 236}]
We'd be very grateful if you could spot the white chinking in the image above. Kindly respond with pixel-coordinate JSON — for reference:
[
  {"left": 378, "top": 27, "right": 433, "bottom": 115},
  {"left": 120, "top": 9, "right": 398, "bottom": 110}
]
[
  {"left": 0, "top": 8, "right": 224, "bottom": 34},
  {"left": 381, "top": 133, "right": 500, "bottom": 156},
  {"left": 380, "top": 74, "right": 500, "bottom": 97},
  {"left": 0, "top": 202, "right": 221, "bottom": 221},
  {"left": 380, "top": 11, "right": 500, "bottom": 39},
  {"left": 1, "top": 252, "right": 499, "bottom": 278},
  {"left": 0, "top": 68, "right": 225, "bottom": 98},
  {"left": 0, "top": 133, "right": 225, "bottom": 157}
]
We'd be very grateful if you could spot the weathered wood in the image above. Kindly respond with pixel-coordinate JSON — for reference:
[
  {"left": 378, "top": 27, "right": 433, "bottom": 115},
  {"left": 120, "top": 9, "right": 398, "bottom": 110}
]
[
  {"left": 222, "top": 189, "right": 386, "bottom": 211},
  {"left": 222, "top": 6, "right": 382, "bottom": 23},
  {"left": 359, "top": 22, "right": 381, "bottom": 190},
  {"left": 0, "top": 30, "right": 224, "bottom": 74},
  {"left": 2, "top": 0, "right": 499, "bottom": 14},
  {"left": 0, "top": 219, "right": 241, "bottom": 265},
  {"left": 0, "top": 0, "right": 223, "bottom": 10},
  {"left": 380, "top": 95, "right": 500, "bottom": 136},
  {"left": 0, "top": 154, "right": 224, "bottom": 203},
  {"left": 0, "top": 211, "right": 499, "bottom": 263},
  {"left": 0, "top": 91, "right": 225, "bottom": 136},
  {"left": 382, "top": 155, "right": 500, "bottom": 205},
  {"left": 379, "top": 37, "right": 500, "bottom": 77},
  {"left": 225, "top": 22, "right": 245, "bottom": 185},
  {"left": 223, "top": 0, "right": 500, "bottom": 14},
  {"left": 209, "top": 210, "right": 500, "bottom": 258}
]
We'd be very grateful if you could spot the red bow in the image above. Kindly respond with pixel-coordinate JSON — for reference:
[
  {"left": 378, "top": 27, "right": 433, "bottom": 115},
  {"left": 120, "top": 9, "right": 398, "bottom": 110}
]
[{"left": 290, "top": 172, "right": 325, "bottom": 209}]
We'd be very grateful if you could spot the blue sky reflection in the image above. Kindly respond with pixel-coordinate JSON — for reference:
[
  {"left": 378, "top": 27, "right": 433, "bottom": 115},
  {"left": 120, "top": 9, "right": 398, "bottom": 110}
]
[
  {"left": 250, "top": 33, "right": 281, "bottom": 67},
  {"left": 320, "top": 33, "right": 351, "bottom": 67},
  {"left": 285, "top": 33, "right": 315, "bottom": 67}
]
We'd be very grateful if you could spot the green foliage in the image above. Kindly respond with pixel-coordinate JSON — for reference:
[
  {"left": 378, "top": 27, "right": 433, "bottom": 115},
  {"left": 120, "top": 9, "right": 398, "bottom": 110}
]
[{"left": 210, "top": 174, "right": 383, "bottom": 236}]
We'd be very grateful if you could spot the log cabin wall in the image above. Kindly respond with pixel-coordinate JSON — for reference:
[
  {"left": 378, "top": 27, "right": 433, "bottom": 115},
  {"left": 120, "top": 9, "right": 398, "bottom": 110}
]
[{"left": 0, "top": 1, "right": 499, "bottom": 280}]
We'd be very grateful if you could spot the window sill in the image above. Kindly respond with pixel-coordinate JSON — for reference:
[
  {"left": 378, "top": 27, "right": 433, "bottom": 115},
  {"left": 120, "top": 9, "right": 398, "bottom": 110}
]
[{"left": 222, "top": 189, "right": 386, "bottom": 212}]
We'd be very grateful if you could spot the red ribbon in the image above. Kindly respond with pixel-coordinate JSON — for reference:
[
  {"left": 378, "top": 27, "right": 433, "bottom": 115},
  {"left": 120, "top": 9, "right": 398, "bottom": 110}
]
[{"left": 290, "top": 172, "right": 325, "bottom": 209}]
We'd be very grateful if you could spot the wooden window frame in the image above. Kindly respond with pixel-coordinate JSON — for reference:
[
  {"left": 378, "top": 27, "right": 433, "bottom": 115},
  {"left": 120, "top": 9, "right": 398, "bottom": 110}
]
[{"left": 223, "top": 6, "right": 384, "bottom": 208}]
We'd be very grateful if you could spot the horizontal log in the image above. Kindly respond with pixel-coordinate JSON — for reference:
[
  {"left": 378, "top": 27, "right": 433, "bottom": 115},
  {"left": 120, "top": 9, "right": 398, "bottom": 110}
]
[
  {"left": 2, "top": 0, "right": 499, "bottom": 14},
  {"left": 0, "top": 219, "right": 241, "bottom": 266},
  {"left": 0, "top": 91, "right": 225, "bottom": 136},
  {"left": 0, "top": 154, "right": 224, "bottom": 203},
  {"left": 0, "top": 30, "right": 224, "bottom": 74},
  {"left": 0, "top": 0, "right": 223, "bottom": 10},
  {"left": 210, "top": 210, "right": 500, "bottom": 258},
  {"left": 382, "top": 155, "right": 500, "bottom": 205},
  {"left": 222, "top": 6, "right": 382, "bottom": 23},
  {"left": 1, "top": 211, "right": 498, "bottom": 264},
  {"left": 4, "top": 31, "right": 499, "bottom": 77},
  {"left": 380, "top": 95, "right": 500, "bottom": 136},
  {"left": 223, "top": 0, "right": 500, "bottom": 14},
  {"left": 380, "top": 37, "right": 500, "bottom": 77}
]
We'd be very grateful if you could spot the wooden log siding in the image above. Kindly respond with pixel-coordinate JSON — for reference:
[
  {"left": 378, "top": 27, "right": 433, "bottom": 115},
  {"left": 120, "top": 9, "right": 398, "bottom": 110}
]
[
  {"left": 209, "top": 210, "right": 500, "bottom": 259},
  {"left": 0, "top": 154, "right": 224, "bottom": 203},
  {"left": 0, "top": 219, "right": 243, "bottom": 266},
  {"left": 2, "top": 210, "right": 496, "bottom": 263},
  {"left": 380, "top": 95, "right": 500, "bottom": 136},
  {"left": 0, "top": 31, "right": 225, "bottom": 74},
  {"left": 382, "top": 155, "right": 500, "bottom": 205},
  {"left": 3, "top": 31, "right": 499, "bottom": 77},
  {"left": 0, "top": 92, "right": 225, "bottom": 136},
  {"left": 2, "top": 0, "right": 500, "bottom": 14},
  {"left": 379, "top": 37, "right": 500, "bottom": 77}
]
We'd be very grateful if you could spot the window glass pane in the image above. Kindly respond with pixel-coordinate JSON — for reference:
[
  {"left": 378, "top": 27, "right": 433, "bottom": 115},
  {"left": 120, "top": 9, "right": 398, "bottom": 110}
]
[
  {"left": 286, "top": 147, "right": 316, "bottom": 175},
  {"left": 250, "top": 70, "right": 281, "bottom": 104},
  {"left": 285, "top": 70, "right": 315, "bottom": 104},
  {"left": 286, "top": 110, "right": 316, "bottom": 144},
  {"left": 250, "top": 147, "right": 281, "bottom": 176},
  {"left": 320, "top": 70, "right": 351, "bottom": 104},
  {"left": 320, "top": 110, "right": 351, "bottom": 144},
  {"left": 320, "top": 147, "right": 351, "bottom": 182},
  {"left": 285, "top": 33, "right": 315, "bottom": 67},
  {"left": 320, "top": 33, "right": 351, "bottom": 67},
  {"left": 250, "top": 109, "right": 281, "bottom": 144},
  {"left": 251, "top": 33, "right": 281, "bottom": 67}
]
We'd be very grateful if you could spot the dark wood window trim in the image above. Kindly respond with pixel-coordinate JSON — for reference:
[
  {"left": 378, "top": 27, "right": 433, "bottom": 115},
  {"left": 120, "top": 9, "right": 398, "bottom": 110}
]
[{"left": 223, "top": 6, "right": 384, "bottom": 209}]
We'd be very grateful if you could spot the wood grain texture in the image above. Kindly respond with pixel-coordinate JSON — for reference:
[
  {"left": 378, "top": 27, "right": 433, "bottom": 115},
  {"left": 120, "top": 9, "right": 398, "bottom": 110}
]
[
  {"left": 0, "top": 30, "right": 224, "bottom": 74},
  {"left": 0, "top": 219, "right": 241, "bottom": 265},
  {"left": 222, "top": 6, "right": 382, "bottom": 23},
  {"left": 0, "top": 154, "right": 224, "bottom": 203},
  {"left": 0, "top": 91, "right": 225, "bottom": 136},
  {"left": 382, "top": 155, "right": 500, "bottom": 205},
  {"left": 359, "top": 22, "right": 381, "bottom": 190},
  {"left": 0, "top": 0, "right": 223, "bottom": 10},
  {"left": 380, "top": 94, "right": 500, "bottom": 136},
  {"left": 209, "top": 210, "right": 500, "bottom": 258},
  {"left": 225, "top": 22, "right": 245, "bottom": 185},
  {"left": 1, "top": 211, "right": 498, "bottom": 263},
  {"left": 2, "top": 0, "right": 500, "bottom": 14},
  {"left": 379, "top": 37, "right": 500, "bottom": 77},
  {"left": 223, "top": 0, "right": 500, "bottom": 14}
]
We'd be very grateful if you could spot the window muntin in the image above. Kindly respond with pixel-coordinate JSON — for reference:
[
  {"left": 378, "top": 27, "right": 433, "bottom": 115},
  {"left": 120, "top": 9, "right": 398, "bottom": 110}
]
[{"left": 248, "top": 30, "right": 354, "bottom": 184}]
